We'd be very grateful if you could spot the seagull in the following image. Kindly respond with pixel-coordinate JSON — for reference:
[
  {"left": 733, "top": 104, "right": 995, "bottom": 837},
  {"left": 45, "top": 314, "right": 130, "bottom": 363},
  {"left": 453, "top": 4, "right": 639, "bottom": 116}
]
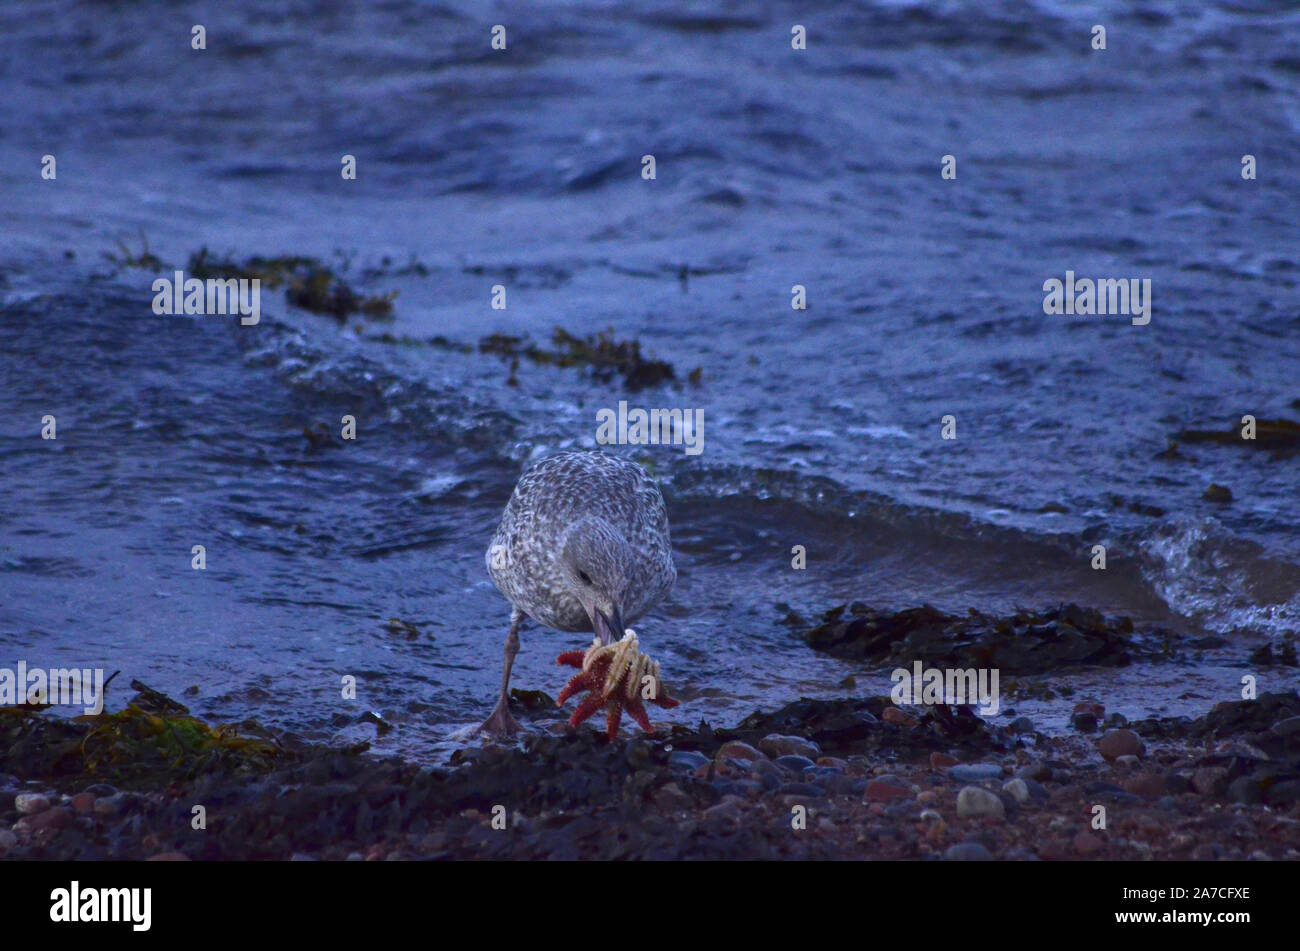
[{"left": 480, "top": 450, "right": 677, "bottom": 736}]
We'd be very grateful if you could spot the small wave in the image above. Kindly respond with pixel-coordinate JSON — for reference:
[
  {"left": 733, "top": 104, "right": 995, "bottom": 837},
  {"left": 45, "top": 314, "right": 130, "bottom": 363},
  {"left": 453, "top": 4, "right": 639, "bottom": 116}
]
[{"left": 1138, "top": 516, "right": 1300, "bottom": 638}]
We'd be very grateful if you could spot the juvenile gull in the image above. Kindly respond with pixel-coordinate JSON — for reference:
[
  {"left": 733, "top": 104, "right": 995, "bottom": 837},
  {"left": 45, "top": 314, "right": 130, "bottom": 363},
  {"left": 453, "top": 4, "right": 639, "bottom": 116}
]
[{"left": 481, "top": 450, "right": 677, "bottom": 736}]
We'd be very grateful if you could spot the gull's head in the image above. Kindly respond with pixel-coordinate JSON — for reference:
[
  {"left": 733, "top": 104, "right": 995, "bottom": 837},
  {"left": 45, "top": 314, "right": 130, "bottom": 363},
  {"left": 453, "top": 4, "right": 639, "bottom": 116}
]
[{"left": 560, "top": 515, "right": 632, "bottom": 644}]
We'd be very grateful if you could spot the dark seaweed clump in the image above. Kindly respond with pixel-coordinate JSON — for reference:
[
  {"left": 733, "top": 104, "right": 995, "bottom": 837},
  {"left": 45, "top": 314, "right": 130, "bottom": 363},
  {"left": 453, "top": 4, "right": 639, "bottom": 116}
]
[
  {"left": 103, "top": 233, "right": 163, "bottom": 271},
  {"left": 1127, "top": 692, "right": 1300, "bottom": 805},
  {"left": 801, "top": 602, "right": 1167, "bottom": 675},
  {"left": 663, "top": 695, "right": 1011, "bottom": 760},
  {"left": 1173, "top": 418, "right": 1300, "bottom": 458},
  {"left": 0, "top": 681, "right": 295, "bottom": 790},
  {"left": 187, "top": 248, "right": 397, "bottom": 321},
  {"left": 479, "top": 327, "right": 678, "bottom": 391}
]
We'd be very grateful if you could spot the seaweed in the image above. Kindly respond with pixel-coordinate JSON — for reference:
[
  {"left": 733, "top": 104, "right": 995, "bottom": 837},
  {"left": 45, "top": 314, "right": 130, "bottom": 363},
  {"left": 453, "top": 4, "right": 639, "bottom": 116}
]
[
  {"left": 384, "top": 617, "right": 422, "bottom": 639},
  {"left": 800, "top": 602, "right": 1162, "bottom": 675},
  {"left": 0, "top": 681, "right": 288, "bottom": 789},
  {"left": 370, "top": 327, "right": 703, "bottom": 390},
  {"left": 186, "top": 248, "right": 397, "bottom": 321},
  {"left": 478, "top": 327, "right": 677, "bottom": 391},
  {"left": 103, "top": 232, "right": 163, "bottom": 271},
  {"left": 1175, "top": 418, "right": 1300, "bottom": 457}
]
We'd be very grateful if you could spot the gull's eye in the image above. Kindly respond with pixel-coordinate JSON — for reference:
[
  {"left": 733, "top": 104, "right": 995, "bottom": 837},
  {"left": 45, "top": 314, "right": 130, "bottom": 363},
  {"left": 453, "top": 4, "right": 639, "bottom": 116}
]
[{"left": 577, "top": 570, "right": 592, "bottom": 584}]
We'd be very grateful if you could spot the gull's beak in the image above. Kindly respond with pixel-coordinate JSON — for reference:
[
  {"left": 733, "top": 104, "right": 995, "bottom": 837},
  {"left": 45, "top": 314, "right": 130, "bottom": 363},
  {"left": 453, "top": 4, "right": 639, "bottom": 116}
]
[{"left": 593, "top": 605, "right": 624, "bottom": 646}]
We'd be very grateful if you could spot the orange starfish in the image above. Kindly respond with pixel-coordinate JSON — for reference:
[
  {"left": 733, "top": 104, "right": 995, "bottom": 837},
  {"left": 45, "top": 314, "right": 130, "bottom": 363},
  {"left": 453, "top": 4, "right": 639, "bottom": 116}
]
[{"left": 556, "top": 632, "right": 679, "bottom": 741}]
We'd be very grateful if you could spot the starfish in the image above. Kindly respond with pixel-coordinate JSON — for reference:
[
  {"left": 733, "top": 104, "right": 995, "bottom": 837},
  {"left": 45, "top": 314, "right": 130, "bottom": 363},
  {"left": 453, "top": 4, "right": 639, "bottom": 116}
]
[{"left": 556, "top": 631, "right": 679, "bottom": 741}]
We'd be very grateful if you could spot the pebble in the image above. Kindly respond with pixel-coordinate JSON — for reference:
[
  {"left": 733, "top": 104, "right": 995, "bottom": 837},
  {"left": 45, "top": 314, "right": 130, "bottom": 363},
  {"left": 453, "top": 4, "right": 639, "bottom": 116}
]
[
  {"left": 745, "top": 758, "right": 786, "bottom": 782},
  {"left": 773, "top": 755, "right": 817, "bottom": 774},
  {"left": 1074, "top": 831, "right": 1104, "bottom": 856},
  {"left": 1084, "top": 780, "right": 1135, "bottom": 802},
  {"left": 1123, "top": 772, "right": 1167, "bottom": 799},
  {"left": 1020, "top": 778, "right": 1049, "bottom": 801},
  {"left": 720, "top": 779, "right": 763, "bottom": 798},
  {"left": 919, "top": 809, "right": 943, "bottom": 824},
  {"left": 930, "top": 752, "right": 958, "bottom": 769},
  {"left": 1001, "top": 779, "right": 1030, "bottom": 803},
  {"left": 1226, "top": 776, "right": 1261, "bottom": 805},
  {"left": 14, "top": 793, "right": 50, "bottom": 816},
  {"left": 1071, "top": 713, "right": 1098, "bottom": 733},
  {"left": 69, "top": 793, "right": 95, "bottom": 815},
  {"left": 715, "top": 741, "right": 766, "bottom": 764},
  {"left": 944, "top": 841, "right": 995, "bottom": 861},
  {"left": 956, "top": 786, "right": 1005, "bottom": 819},
  {"left": 703, "top": 797, "right": 746, "bottom": 825},
  {"left": 777, "top": 782, "right": 825, "bottom": 797},
  {"left": 1192, "top": 766, "right": 1229, "bottom": 796},
  {"left": 816, "top": 757, "right": 849, "bottom": 769},
  {"left": 863, "top": 781, "right": 910, "bottom": 803},
  {"left": 758, "top": 734, "right": 821, "bottom": 760},
  {"left": 1070, "top": 702, "right": 1102, "bottom": 732},
  {"left": 882, "top": 707, "right": 915, "bottom": 726},
  {"left": 1008, "top": 716, "right": 1035, "bottom": 734},
  {"left": 0, "top": 829, "right": 17, "bottom": 856},
  {"left": 1016, "top": 762, "right": 1053, "bottom": 782},
  {"left": 1114, "top": 754, "right": 1141, "bottom": 769},
  {"left": 951, "top": 763, "right": 1003, "bottom": 782},
  {"left": 653, "top": 782, "right": 694, "bottom": 812},
  {"left": 146, "top": 852, "right": 191, "bottom": 861},
  {"left": 93, "top": 793, "right": 131, "bottom": 817},
  {"left": 803, "top": 765, "right": 845, "bottom": 780},
  {"left": 1097, "top": 729, "right": 1144, "bottom": 761},
  {"left": 16, "top": 806, "right": 73, "bottom": 831},
  {"left": 668, "top": 750, "right": 709, "bottom": 772},
  {"left": 917, "top": 790, "right": 939, "bottom": 805}
]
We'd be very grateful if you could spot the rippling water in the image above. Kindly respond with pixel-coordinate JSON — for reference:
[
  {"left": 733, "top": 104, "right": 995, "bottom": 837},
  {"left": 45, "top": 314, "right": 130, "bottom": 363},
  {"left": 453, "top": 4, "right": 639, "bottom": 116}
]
[{"left": 2, "top": 0, "right": 1298, "bottom": 760}]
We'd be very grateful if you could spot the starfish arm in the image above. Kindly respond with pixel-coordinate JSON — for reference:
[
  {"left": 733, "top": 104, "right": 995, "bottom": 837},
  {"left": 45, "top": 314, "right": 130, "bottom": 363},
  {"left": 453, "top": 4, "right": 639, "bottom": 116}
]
[
  {"left": 652, "top": 687, "right": 680, "bottom": 710},
  {"left": 604, "top": 702, "right": 624, "bottom": 742},
  {"left": 556, "top": 650, "right": 587, "bottom": 669},
  {"left": 624, "top": 696, "right": 653, "bottom": 734},
  {"left": 568, "top": 692, "right": 605, "bottom": 728},
  {"left": 557, "top": 670, "right": 594, "bottom": 706}
]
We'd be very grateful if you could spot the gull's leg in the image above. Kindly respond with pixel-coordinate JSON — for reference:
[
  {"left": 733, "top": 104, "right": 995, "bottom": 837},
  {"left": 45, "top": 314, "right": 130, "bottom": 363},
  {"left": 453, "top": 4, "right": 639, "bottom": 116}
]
[{"left": 480, "top": 608, "right": 524, "bottom": 737}]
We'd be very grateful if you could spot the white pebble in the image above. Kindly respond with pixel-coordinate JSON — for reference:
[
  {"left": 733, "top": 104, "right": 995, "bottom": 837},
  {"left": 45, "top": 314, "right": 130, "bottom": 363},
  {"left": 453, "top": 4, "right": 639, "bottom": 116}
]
[
  {"left": 956, "top": 786, "right": 1005, "bottom": 819},
  {"left": 14, "top": 793, "right": 50, "bottom": 816}
]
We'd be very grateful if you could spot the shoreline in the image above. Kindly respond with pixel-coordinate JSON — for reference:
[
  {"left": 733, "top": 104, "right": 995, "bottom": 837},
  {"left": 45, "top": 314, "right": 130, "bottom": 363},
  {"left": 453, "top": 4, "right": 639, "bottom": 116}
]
[{"left": 3, "top": 681, "right": 1297, "bottom": 861}]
